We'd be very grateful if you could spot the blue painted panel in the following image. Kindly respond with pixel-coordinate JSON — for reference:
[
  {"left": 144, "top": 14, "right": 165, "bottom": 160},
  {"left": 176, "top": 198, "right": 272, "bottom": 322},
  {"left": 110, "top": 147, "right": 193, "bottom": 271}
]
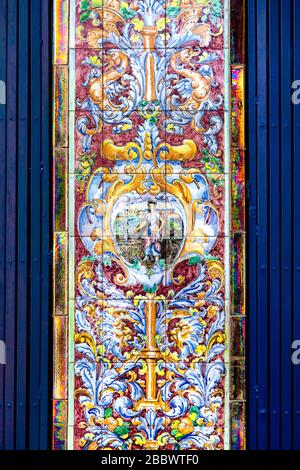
[
  {"left": 0, "top": 0, "right": 51, "bottom": 450},
  {"left": 248, "top": 0, "right": 300, "bottom": 450}
]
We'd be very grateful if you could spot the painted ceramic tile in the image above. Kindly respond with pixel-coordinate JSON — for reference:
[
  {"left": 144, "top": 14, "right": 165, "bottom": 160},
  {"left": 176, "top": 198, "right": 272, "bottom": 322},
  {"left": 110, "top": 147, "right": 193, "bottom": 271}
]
[
  {"left": 53, "top": 232, "right": 69, "bottom": 316},
  {"left": 231, "top": 232, "right": 246, "bottom": 315},
  {"left": 230, "top": 359, "right": 246, "bottom": 401},
  {"left": 230, "top": 0, "right": 245, "bottom": 64},
  {"left": 231, "top": 65, "right": 245, "bottom": 148},
  {"left": 230, "top": 401, "right": 246, "bottom": 450},
  {"left": 165, "top": 48, "right": 225, "bottom": 112},
  {"left": 54, "top": 66, "right": 69, "bottom": 148},
  {"left": 230, "top": 316, "right": 246, "bottom": 358},
  {"left": 53, "top": 0, "right": 246, "bottom": 451},
  {"left": 231, "top": 162, "right": 245, "bottom": 232},
  {"left": 54, "top": 0, "right": 69, "bottom": 64},
  {"left": 53, "top": 148, "right": 68, "bottom": 232},
  {"left": 53, "top": 316, "right": 69, "bottom": 399},
  {"left": 165, "top": 1, "right": 225, "bottom": 50},
  {"left": 53, "top": 400, "right": 68, "bottom": 449}
]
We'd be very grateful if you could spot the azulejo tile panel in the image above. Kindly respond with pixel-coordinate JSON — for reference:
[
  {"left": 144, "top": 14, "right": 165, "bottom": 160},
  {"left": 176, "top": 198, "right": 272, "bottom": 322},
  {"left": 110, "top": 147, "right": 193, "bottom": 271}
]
[{"left": 53, "top": 0, "right": 246, "bottom": 450}]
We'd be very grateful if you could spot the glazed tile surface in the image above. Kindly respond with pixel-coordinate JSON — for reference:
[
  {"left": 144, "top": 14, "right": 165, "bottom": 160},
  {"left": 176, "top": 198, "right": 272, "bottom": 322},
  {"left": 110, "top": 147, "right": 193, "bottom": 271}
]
[{"left": 53, "top": 0, "right": 246, "bottom": 450}]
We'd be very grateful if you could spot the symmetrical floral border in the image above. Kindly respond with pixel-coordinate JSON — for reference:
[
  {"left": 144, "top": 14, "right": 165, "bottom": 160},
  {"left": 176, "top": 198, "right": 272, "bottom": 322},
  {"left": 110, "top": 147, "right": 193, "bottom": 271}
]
[{"left": 52, "top": 0, "right": 246, "bottom": 450}]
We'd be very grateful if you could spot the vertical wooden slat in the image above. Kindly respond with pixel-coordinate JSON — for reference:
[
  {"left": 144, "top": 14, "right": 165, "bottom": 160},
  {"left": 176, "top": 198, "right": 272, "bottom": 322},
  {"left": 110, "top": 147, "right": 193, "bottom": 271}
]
[
  {"left": 293, "top": 0, "right": 300, "bottom": 450},
  {"left": 256, "top": 0, "right": 269, "bottom": 450},
  {"left": 29, "top": 0, "right": 42, "bottom": 449},
  {"left": 280, "top": 0, "right": 293, "bottom": 450},
  {"left": 39, "top": 0, "right": 51, "bottom": 449},
  {"left": 16, "top": 0, "right": 29, "bottom": 450},
  {"left": 268, "top": 0, "right": 281, "bottom": 450},
  {"left": 247, "top": 0, "right": 258, "bottom": 450},
  {"left": 0, "top": 0, "right": 7, "bottom": 450},
  {"left": 5, "top": 0, "right": 17, "bottom": 450}
]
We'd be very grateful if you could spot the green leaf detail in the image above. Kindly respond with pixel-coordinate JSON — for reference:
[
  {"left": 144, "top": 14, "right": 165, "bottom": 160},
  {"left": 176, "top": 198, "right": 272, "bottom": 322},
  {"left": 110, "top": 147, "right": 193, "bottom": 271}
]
[
  {"left": 188, "top": 256, "right": 202, "bottom": 266},
  {"left": 167, "top": 6, "right": 180, "bottom": 17},
  {"left": 81, "top": 0, "right": 90, "bottom": 10},
  {"left": 143, "top": 284, "right": 158, "bottom": 294},
  {"left": 104, "top": 407, "right": 113, "bottom": 419},
  {"left": 80, "top": 10, "right": 91, "bottom": 23},
  {"left": 114, "top": 425, "right": 130, "bottom": 437},
  {"left": 120, "top": 7, "right": 135, "bottom": 19},
  {"left": 190, "top": 406, "right": 200, "bottom": 415}
]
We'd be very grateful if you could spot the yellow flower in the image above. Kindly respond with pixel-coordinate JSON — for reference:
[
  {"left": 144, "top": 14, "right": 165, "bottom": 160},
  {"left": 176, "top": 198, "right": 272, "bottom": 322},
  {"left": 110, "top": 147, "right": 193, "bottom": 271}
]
[
  {"left": 120, "top": 2, "right": 129, "bottom": 8},
  {"left": 132, "top": 418, "right": 141, "bottom": 426},
  {"left": 195, "top": 344, "right": 206, "bottom": 356},
  {"left": 131, "top": 18, "right": 144, "bottom": 31},
  {"left": 121, "top": 123, "right": 132, "bottom": 131},
  {"left": 139, "top": 361, "right": 147, "bottom": 375},
  {"left": 166, "top": 123, "right": 175, "bottom": 132},
  {"left": 88, "top": 441, "right": 99, "bottom": 450},
  {"left": 171, "top": 419, "right": 180, "bottom": 430},
  {"left": 207, "top": 305, "right": 219, "bottom": 318},
  {"left": 130, "top": 34, "right": 141, "bottom": 44},
  {"left": 91, "top": 0, "right": 103, "bottom": 6},
  {"left": 157, "top": 18, "right": 169, "bottom": 31},
  {"left": 133, "top": 434, "right": 146, "bottom": 446},
  {"left": 157, "top": 433, "right": 170, "bottom": 447},
  {"left": 79, "top": 438, "right": 86, "bottom": 447},
  {"left": 177, "top": 418, "right": 194, "bottom": 435},
  {"left": 97, "top": 344, "right": 106, "bottom": 356}
]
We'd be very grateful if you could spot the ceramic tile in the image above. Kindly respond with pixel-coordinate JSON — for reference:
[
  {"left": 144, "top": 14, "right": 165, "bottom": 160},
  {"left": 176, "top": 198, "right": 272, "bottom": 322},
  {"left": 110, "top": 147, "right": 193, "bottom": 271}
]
[
  {"left": 231, "top": 169, "right": 245, "bottom": 232},
  {"left": 230, "top": 359, "right": 246, "bottom": 401},
  {"left": 53, "top": 232, "right": 69, "bottom": 316},
  {"left": 231, "top": 65, "right": 245, "bottom": 148},
  {"left": 53, "top": 148, "right": 68, "bottom": 232},
  {"left": 231, "top": 233, "right": 246, "bottom": 316},
  {"left": 165, "top": 1, "right": 226, "bottom": 51},
  {"left": 73, "top": 360, "right": 104, "bottom": 450},
  {"left": 162, "top": 362, "right": 226, "bottom": 450},
  {"left": 230, "top": 0, "right": 246, "bottom": 65},
  {"left": 53, "top": 0, "right": 245, "bottom": 451},
  {"left": 53, "top": 65, "right": 69, "bottom": 148},
  {"left": 53, "top": 316, "right": 69, "bottom": 400},
  {"left": 53, "top": 0, "right": 69, "bottom": 64},
  {"left": 230, "top": 316, "right": 246, "bottom": 358},
  {"left": 53, "top": 399, "right": 68, "bottom": 450},
  {"left": 162, "top": 111, "right": 227, "bottom": 171},
  {"left": 230, "top": 401, "right": 246, "bottom": 450},
  {"left": 165, "top": 48, "right": 225, "bottom": 112},
  {"left": 164, "top": 236, "right": 227, "bottom": 305}
]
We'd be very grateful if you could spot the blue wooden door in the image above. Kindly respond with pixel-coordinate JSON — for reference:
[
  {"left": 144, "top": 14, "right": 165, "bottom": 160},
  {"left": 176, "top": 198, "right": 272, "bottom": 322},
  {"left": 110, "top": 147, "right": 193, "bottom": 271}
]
[
  {"left": 0, "top": 0, "right": 51, "bottom": 450},
  {"left": 247, "top": 0, "right": 300, "bottom": 450}
]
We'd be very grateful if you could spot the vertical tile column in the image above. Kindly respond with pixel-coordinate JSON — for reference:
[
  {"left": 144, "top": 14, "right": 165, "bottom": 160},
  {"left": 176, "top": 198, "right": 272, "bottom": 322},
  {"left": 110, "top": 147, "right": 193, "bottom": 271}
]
[
  {"left": 53, "top": 0, "right": 70, "bottom": 450},
  {"left": 229, "top": 0, "right": 246, "bottom": 450}
]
